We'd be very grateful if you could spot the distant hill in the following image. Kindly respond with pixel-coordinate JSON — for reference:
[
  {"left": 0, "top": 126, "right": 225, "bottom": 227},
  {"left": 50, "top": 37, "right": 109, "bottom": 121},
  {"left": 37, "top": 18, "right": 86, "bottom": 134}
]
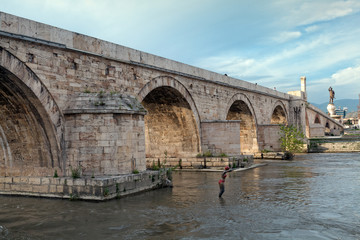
[{"left": 311, "top": 99, "right": 359, "bottom": 113}]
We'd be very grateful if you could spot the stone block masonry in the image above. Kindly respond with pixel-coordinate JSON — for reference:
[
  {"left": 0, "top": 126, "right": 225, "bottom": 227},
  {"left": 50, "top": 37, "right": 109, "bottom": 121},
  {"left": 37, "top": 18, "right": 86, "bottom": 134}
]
[
  {"left": 201, "top": 120, "right": 241, "bottom": 156},
  {"left": 64, "top": 93, "right": 146, "bottom": 176},
  {"left": 146, "top": 155, "right": 254, "bottom": 169},
  {"left": 0, "top": 171, "right": 166, "bottom": 201},
  {"left": 308, "top": 139, "right": 360, "bottom": 153}
]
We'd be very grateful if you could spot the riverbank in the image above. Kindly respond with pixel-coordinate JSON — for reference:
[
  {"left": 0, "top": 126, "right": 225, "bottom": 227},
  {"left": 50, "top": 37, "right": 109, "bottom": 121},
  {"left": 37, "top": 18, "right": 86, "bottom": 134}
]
[{"left": 308, "top": 137, "right": 360, "bottom": 153}]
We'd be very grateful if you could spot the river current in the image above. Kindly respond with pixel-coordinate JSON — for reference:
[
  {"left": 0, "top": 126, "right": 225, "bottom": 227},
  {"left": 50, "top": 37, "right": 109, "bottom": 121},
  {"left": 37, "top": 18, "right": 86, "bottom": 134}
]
[{"left": 1, "top": 152, "right": 360, "bottom": 239}]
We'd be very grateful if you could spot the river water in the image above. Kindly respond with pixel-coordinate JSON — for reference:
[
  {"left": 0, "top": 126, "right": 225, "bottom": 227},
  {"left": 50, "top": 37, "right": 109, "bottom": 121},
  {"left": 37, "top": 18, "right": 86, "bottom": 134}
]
[{"left": 1, "top": 152, "right": 360, "bottom": 240}]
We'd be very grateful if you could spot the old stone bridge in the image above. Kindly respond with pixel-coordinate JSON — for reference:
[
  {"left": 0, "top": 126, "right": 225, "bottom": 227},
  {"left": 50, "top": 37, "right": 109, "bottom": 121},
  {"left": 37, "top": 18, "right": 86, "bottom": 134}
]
[{"left": 0, "top": 12, "right": 343, "bottom": 179}]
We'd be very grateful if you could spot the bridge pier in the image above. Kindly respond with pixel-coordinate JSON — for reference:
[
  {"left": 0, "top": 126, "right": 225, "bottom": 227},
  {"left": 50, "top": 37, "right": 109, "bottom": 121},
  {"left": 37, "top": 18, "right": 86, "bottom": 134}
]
[{"left": 64, "top": 93, "right": 147, "bottom": 176}]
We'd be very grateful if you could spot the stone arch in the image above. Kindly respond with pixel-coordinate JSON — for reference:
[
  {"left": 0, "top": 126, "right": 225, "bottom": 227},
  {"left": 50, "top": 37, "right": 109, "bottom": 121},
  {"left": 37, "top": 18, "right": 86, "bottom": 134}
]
[
  {"left": 325, "top": 121, "right": 330, "bottom": 135},
  {"left": 225, "top": 93, "right": 258, "bottom": 154},
  {"left": 138, "top": 76, "right": 201, "bottom": 158},
  {"left": 0, "top": 48, "right": 65, "bottom": 176},
  {"left": 314, "top": 114, "right": 321, "bottom": 124},
  {"left": 270, "top": 101, "right": 288, "bottom": 124}
]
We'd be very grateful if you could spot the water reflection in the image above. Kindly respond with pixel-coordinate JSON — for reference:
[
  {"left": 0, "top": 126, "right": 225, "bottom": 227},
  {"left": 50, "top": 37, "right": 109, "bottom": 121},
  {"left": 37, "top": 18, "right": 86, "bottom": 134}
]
[{"left": 1, "top": 153, "right": 360, "bottom": 239}]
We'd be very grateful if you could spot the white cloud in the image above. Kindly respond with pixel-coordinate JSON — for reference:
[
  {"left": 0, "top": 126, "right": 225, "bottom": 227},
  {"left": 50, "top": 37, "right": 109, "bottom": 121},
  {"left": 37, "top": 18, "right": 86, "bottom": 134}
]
[
  {"left": 272, "top": 31, "right": 302, "bottom": 43},
  {"left": 331, "top": 65, "right": 360, "bottom": 86},
  {"left": 305, "top": 25, "right": 319, "bottom": 33},
  {"left": 279, "top": 0, "right": 360, "bottom": 27}
]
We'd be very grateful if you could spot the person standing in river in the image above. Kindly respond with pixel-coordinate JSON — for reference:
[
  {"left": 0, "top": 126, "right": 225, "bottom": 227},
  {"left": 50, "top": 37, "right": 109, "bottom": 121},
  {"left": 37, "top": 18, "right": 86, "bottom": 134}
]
[{"left": 218, "top": 166, "right": 233, "bottom": 198}]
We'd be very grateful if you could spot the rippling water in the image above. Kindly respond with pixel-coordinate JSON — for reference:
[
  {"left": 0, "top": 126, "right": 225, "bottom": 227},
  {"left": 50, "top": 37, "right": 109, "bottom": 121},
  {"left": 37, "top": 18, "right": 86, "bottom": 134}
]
[{"left": 1, "top": 153, "right": 360, "bottom": 239}]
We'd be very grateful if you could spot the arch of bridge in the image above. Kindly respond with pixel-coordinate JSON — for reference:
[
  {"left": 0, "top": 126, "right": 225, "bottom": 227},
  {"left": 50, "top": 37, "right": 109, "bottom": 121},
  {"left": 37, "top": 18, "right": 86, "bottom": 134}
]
[
  {"left": 223, "top": 93, "right": 258, "bottom": 124},
  {"left": 0, "top": 48, "right": 64, "bottom": 175},
  {"left": 270, "top": 100, "right": 288, "bottom": 124},
  {"left": 225, "top": 93, "right": 258, "bottom": 153},
  {"left": 138, "top": 75, "right": 201, "bottom": 129},
  {"left": 137, "top": 75, "right": 201, "bottom": 157}
]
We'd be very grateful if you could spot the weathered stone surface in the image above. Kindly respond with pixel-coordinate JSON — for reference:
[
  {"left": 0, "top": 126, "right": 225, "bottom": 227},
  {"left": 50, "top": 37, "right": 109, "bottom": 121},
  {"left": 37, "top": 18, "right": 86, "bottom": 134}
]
[
  {"left": 308, "top": 139, "right": 360, "bottom": 153},
  {"left": 201, "top": 121, "right": 241, "bottom": 156},
  {"left": 0, "top": 171, "right": 166, "bottom": 200}
]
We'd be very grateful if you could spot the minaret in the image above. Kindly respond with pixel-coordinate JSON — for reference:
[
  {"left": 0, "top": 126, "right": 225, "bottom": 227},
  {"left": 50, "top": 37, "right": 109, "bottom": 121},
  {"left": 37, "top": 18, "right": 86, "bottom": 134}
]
[{"left": 300, "top": 76, "right": 307, "bottom": 100}]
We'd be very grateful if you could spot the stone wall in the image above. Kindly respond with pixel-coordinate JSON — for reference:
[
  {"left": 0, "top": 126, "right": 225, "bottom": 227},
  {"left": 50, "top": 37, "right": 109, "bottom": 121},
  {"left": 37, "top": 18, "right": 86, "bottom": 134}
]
[
  {"left": 201, "top": 121, "right": 241, "bottom": 156},
  {"left": 257, "top": 124, "right": 282, "bottom": 151},
  {"left": 0, "top": 170, "right": 166, "bottom": 201},
  {"left": 146, "top": 155, "right": 254, "bottom": 169},
  {"left": 308, "top": 124, "right": 325, "bottom": 138},
  {"left": 308, "top": 139, "right": 360, "bottom": 153}
]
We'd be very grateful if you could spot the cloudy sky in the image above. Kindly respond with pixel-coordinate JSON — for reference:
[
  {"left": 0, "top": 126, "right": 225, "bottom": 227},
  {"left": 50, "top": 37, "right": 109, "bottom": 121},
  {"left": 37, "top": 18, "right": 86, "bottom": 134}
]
[{"left": 1, "top": 0, "right": 360, "bottom": 104}]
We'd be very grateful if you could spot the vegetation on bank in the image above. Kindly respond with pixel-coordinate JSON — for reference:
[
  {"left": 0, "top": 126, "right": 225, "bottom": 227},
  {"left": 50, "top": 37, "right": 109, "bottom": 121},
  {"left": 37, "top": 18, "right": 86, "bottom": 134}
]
[{"left": 279, "top": 125, "right": 305, "bottom": 160}]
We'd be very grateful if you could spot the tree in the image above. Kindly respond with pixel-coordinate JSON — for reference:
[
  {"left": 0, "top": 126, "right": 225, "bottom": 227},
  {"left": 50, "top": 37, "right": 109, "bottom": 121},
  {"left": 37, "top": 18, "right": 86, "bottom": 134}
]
[{"left": 279, "top": 125, "right": 305, "bottom": 160}]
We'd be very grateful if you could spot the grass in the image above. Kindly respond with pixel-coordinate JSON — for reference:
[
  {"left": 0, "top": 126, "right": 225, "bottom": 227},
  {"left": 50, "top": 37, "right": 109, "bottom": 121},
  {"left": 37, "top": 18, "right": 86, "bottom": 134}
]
[
  {"left": 103, "top": 188, "right": 110, "bottom": 197},
  {"left": 71, "top": 166, "right": 81, "bottom": 179}
]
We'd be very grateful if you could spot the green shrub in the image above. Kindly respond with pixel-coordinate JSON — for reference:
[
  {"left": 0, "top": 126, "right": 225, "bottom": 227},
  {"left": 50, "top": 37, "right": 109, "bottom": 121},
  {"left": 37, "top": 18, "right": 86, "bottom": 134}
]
[
  {"left": 151, "top": 160, "right": 159, "bottom": 170},
  {"left": 71, "top": 166, "right": 81, "bottom": 179},
  {"left": 279, "top": 125, "right": 305, "bottom": 160},
  {"left": 103, "top": 188, "right": 109, "bottom": 197},
  {"left": 204, "top": 151, "right": 213, "bottom": 157}
]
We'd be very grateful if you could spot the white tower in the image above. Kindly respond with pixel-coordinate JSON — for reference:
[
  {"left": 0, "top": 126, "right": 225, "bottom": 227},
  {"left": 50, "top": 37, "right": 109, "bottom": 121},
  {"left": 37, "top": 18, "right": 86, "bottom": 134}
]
[{"left": 300, "top": 76, "right": 307, "bottom": 100}]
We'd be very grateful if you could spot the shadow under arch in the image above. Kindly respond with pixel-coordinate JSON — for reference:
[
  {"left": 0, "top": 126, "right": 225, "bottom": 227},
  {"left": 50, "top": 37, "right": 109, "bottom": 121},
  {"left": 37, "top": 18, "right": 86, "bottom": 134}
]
[
  {"left": 270, "top": 101, "right": 288, "bottom": 124},
  {"left": 225, "top": 93, "right": 258, "bottom": 154},
  {"left": 138, "top": 76, "right": 201, "bottom": 158},
  {"left": 325, "top": 121, "right": 330, "bottom": 135},
  {"left": 0, "top": 48, "right": 65, "bottom": 176}
]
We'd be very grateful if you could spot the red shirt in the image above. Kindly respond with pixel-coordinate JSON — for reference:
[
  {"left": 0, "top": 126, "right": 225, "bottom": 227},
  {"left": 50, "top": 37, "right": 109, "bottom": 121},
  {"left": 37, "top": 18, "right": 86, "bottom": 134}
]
[{"left": 219, "top": 171, "right": 228, "bottom": 184}]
